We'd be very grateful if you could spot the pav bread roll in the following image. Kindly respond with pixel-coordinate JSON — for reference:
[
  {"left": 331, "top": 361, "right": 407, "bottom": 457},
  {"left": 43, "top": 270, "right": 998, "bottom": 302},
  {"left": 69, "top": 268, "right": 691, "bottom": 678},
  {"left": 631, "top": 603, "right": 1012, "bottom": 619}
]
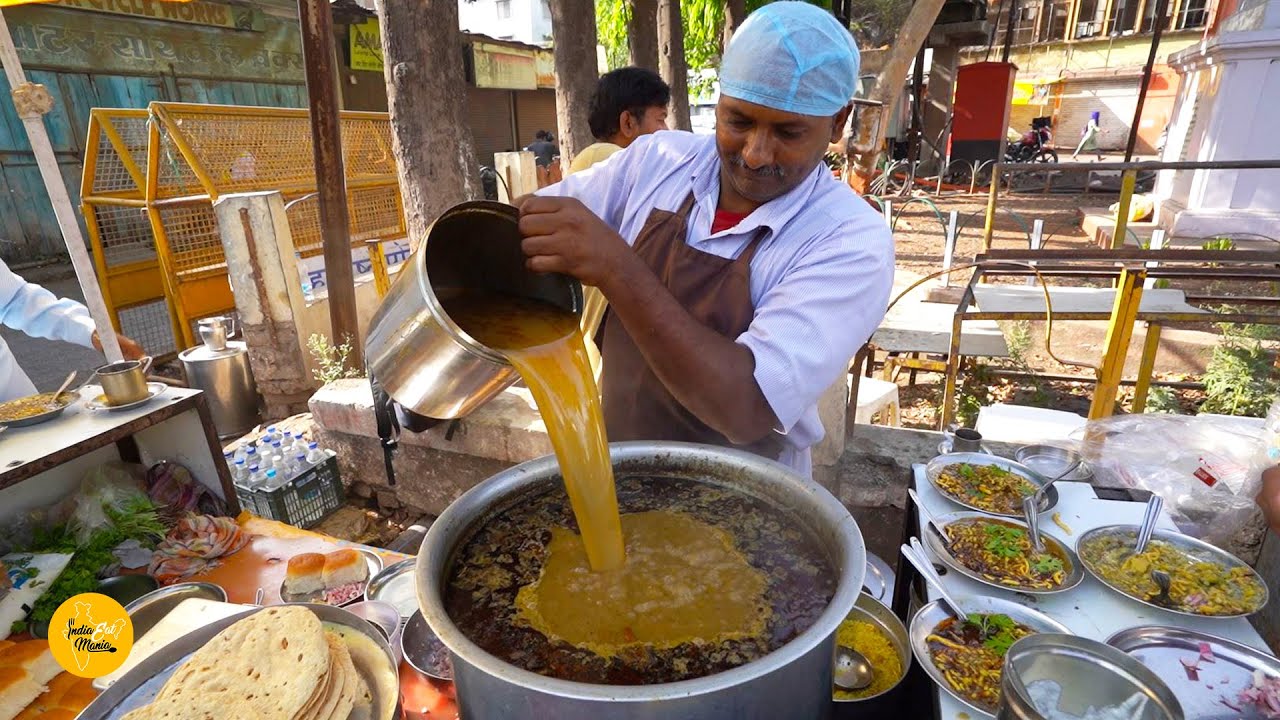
[
  {"left": 321, "top": 550, "right": 368, "bottom": 589},
  {"left": 285, "top": 553, "right": 326, "bottom": 596}
]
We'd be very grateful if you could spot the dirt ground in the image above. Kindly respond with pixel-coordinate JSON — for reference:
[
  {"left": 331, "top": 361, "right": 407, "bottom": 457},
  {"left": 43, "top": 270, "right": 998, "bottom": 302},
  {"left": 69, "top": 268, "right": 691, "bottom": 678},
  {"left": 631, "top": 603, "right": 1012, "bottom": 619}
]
[{"left": 873, "top": 189, "right": 1278, "bottom": 431}]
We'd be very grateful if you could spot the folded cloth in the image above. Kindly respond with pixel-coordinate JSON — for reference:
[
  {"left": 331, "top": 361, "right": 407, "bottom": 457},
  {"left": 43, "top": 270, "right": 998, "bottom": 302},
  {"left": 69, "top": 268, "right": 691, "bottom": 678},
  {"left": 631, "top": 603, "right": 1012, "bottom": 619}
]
[{"left": 148, "top": 515, "right": 252, "bottom": 585}]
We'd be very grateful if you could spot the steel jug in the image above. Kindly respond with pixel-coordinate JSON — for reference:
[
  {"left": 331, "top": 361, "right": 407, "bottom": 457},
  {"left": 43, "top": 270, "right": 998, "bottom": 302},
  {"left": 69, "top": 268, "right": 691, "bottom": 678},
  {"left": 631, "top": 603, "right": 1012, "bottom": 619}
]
[{"left": 364, "top": 200, "right": 582, "bottom": 421}]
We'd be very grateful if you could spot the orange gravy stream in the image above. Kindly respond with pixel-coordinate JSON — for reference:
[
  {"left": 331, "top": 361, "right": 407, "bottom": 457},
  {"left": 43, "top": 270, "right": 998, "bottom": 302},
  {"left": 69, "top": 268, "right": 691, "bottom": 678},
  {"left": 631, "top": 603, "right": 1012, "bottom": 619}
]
[{"left": 440, "top": 292, "right": 625, "bottom": 571}]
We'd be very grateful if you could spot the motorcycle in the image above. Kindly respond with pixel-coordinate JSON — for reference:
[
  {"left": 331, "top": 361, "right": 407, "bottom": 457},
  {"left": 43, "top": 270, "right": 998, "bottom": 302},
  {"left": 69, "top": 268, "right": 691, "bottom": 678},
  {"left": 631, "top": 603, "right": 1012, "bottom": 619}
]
[{"left": 1005, "top": 116, "right": 1058, "bottom": 163}]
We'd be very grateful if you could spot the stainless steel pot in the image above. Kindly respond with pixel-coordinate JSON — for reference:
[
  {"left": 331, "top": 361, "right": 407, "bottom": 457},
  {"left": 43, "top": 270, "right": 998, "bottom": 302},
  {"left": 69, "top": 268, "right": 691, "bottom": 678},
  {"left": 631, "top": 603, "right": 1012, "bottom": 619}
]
[
  {"left": 364, "top": 200, "right": 582, "bottom": 420},
  {"left": 179, "top": 339, "right": 259, "bottom": 439},
  {"left": 999, "top": 634, "right": 1184, "bottom": 720},
  {"left": 416, "top": 442, "right": 866, "bottom": 720}
]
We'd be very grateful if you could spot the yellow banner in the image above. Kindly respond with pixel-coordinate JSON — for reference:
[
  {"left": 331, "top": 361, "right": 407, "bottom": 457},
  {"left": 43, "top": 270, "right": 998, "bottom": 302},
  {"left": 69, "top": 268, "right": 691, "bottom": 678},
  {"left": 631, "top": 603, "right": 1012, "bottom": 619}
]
[{"left": 349, "top": 18, "right": 383, "bottom": 73}]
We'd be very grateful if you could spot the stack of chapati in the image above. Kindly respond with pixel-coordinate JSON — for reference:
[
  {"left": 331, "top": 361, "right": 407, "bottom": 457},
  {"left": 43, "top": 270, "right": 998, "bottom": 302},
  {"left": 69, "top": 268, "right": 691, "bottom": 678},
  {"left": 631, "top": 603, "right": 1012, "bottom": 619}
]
[{"left": 122, "top": 606, "right": 372, "bottom": 720}]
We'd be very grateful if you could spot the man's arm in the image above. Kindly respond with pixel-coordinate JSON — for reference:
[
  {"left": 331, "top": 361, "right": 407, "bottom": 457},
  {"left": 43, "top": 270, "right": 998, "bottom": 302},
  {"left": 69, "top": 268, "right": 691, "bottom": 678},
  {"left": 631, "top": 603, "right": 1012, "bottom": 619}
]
[{"left": 0, "top": 260, "right": 96, "bottom": 348}]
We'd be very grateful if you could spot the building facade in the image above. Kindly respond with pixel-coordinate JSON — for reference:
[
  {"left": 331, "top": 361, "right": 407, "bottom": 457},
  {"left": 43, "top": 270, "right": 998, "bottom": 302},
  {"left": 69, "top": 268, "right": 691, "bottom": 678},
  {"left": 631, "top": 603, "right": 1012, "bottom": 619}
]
[{"left": 458, "top": 0, "right": 554, "bottom": 47}]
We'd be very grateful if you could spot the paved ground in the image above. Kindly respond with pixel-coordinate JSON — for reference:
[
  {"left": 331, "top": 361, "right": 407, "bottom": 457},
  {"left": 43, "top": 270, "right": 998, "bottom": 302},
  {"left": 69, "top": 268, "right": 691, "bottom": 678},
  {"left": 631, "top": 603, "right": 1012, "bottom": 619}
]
[{"left": 1, "top": 263, "right": 110, "bottom": 393}]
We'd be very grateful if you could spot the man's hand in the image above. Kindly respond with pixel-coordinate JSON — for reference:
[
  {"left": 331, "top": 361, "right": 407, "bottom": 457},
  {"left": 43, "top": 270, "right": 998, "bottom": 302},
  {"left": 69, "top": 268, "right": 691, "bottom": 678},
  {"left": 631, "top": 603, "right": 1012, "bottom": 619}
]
[
  {"left": 1257, "top": 464, "right": 1280, "bottom": 535},
  {"left": 92, "top": 331, "right": 145, "bottom": 361},
  {"left": 518, "top": 196, "right": 632, "bottom": 288}
]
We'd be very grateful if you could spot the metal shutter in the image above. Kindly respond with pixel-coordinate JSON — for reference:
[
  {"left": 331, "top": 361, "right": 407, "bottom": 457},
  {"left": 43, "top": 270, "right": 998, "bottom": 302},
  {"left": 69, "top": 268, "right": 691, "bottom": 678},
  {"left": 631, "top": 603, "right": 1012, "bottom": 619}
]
[
  {"left": 515, "top": 89, "right": 559, "bottom": 150},
  {"left": 467, "top": 86, "right": 515, "bottom": 170}
]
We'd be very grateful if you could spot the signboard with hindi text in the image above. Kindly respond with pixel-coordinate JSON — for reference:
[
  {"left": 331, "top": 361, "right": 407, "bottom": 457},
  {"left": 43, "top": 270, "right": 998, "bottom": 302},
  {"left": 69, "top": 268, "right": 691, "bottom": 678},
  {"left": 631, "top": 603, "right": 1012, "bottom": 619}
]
[
  {"left": 349, "top": 18, "right": 382, "bottom": 72},
  {"left": 44, "top": 0, "right": 262, "bottom": 31},
  {"left": 4, "top": 4, "right": 303, "bottom": 83}
]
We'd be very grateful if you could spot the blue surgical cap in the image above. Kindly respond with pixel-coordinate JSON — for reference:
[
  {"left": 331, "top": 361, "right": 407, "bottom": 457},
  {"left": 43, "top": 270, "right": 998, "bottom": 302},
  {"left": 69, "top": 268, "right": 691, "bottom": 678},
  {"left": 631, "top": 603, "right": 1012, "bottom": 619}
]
[{"left": 719, "top": 1, "right": 860, "bottom": 117}]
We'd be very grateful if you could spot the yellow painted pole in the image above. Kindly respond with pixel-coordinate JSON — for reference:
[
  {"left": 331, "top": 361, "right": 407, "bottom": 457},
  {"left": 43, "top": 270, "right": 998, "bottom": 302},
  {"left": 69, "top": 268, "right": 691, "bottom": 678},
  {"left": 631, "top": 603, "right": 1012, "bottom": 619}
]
[
  {"left": 982, "top": 167, "right": 1000, "bottom": 252},
  {"left": 1110, "top": 168, "right": 1138, "bottom": 249},
  {"left": 1130, "top": 322, "right": 1163, "bottom": 413},
  {"left": 1090, "top": 267, "right": 1146, "bottom": 419}
]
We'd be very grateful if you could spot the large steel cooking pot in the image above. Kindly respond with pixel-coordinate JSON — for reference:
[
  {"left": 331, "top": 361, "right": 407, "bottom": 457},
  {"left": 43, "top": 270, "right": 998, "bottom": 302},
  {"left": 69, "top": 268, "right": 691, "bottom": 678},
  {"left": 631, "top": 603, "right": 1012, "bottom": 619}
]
[
  {"left": 364, "top": 200, "right": 582, "bottom": 420},
  {"left": 416, "top": 442, "right": 866, "bottom": 720}
]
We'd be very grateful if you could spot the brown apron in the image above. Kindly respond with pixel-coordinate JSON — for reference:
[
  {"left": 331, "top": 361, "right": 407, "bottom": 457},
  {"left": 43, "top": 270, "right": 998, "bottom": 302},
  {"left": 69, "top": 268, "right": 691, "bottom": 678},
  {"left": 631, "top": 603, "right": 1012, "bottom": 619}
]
[{"left": 600, "top": 192, "right": 785, "bottom": 461}]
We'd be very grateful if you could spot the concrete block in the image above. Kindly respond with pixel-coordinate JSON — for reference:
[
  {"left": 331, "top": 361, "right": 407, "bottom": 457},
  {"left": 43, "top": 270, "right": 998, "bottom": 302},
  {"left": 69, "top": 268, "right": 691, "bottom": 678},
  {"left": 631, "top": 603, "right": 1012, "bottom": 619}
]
[{"left": 811, "top": 376, "right": 849, "bottom": 468}]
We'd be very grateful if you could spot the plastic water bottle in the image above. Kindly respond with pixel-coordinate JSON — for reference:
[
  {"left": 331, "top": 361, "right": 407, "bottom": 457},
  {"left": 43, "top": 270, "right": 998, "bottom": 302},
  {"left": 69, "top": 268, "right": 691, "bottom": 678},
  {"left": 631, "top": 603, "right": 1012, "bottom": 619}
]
[
  {"left": 291, "top": 453, "right": 309, "bottom": 478},
  {"left": 247, "top": 465, "right": 263, "bottom": 490},
  {"left": 232, "top": 458, "right": 247, "bottom": 485},
  {"left": 270, "top": 440, "right": 284, "bottom": 468},
  {"left": 261, "top": 468, "right": 280, "bottom": 491},
  {"left": 245, "top": 444, "right": 258, "bottom": 466},
  {"left": 305, "top": 442, "right": 326, "bottom": 465}
]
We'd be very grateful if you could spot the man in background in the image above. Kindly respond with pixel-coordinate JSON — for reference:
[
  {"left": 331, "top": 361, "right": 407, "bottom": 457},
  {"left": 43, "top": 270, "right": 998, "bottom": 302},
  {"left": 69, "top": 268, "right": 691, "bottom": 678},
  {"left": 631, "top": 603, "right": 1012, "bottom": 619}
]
[
  {"left": 524, "top": 130, "right": 558, "bottom": 168},
  {"left": 568, "top": 67, "right": 670, "bottom": 175},
  {"left": 0, "top": 258, "right": 144, "bottom": 402}
]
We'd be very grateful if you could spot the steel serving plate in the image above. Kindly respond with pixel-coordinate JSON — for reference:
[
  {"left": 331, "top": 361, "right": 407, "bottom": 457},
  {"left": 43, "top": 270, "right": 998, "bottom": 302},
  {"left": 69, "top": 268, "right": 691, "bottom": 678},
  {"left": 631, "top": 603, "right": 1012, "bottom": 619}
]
[
  {"left": 1107, "top": 625, "right": 1280, "bottom": 720},
  {"left": 1077, "top": 525, "right": 1269, "bottom": 619},
  {"left": 833, "top": 592, "right": 911, "bottom": 703},
  {"left": 922, "top": 511, "right": 1085, "bottom": 595},
  {"left": 280, "top": 548, "right": 385, "bottom": 606},
  {"left": 925, "top": 452, "right": 1059, "bottom": 518},
  {"left": 78, "top": 603, "right": 400, "bottom": 720},
  {"left": 364, "top": 557, "right": 417, "bottom": 619},
  {"left": 0, "top": 391, "right": 77, "bottom": 427},
  {"left": 910, "top": 596, "right": 1072, "bottom": 718}
]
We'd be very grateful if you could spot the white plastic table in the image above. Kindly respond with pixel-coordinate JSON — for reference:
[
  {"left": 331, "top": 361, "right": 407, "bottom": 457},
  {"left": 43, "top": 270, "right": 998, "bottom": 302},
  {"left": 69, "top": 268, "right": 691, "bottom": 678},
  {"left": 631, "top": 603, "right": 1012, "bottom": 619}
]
[{"left": 911, "top": 464, "right": 1271, "bottom": 719}]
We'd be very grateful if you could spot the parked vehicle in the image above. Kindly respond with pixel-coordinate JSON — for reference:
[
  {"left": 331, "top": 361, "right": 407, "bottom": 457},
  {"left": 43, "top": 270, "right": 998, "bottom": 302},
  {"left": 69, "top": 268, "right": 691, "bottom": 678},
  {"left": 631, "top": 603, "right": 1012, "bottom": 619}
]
[{"left": 1005, "top": 116, "right": 1058, "bottom": 163}]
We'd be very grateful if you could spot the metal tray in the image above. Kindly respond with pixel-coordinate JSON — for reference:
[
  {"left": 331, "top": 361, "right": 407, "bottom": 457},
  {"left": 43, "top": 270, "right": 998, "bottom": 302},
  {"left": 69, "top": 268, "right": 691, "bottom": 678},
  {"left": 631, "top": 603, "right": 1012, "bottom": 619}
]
[
  {"left": 1077, "top": 525, "right": 1269, "bottom": 619},
  {"left": 281, "top": 548, "right": 385, "bottom": 605},
  {"left": 925, "top": 452, "right": 1059, "bottom": 518},
  {"left": 0, "top": 391, "right": 76, "bottom": 427},
  {"left": 911, "top": 596, "right": 1072, "bottom": 718},
  {"left": 78, "top": 603, "right": 401, "bottom": 720},
  {"left": 922, "top": 511, "right": 1085, "bottom": 595},
  {"left": 1107, "top": 625, "right": 1280, "bottom": 720}
]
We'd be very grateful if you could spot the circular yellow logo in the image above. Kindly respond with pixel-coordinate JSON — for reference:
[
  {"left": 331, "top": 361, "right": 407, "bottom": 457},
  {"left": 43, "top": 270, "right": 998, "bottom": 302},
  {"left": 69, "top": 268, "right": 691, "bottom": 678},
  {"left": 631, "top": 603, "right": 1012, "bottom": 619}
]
[{"left": 48, "top": 592, "right": 133, "bottom": 678}]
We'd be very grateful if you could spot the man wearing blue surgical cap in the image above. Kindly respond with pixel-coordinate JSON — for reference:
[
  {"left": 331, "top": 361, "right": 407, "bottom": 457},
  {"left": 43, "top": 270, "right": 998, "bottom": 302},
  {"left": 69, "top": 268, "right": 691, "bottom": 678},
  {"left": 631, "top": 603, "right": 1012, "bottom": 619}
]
[{"left": 518, "top": 1, "right": 894, "bottom": 477}]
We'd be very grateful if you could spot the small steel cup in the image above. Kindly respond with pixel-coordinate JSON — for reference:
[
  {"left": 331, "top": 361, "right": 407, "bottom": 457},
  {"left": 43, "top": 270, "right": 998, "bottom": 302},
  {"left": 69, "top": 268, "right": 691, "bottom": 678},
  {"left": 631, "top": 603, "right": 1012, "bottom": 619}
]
[{"left": 94, "top": 356, "right": 152, "bottom": 405}]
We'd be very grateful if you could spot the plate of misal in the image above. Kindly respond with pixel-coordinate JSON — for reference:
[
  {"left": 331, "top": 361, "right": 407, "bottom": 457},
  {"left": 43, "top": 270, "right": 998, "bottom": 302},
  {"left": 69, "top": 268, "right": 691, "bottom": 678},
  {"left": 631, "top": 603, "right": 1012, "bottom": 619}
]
[
  {"left": 925, "top": 453, "right": 1057, "bottom": 518},
  {"left": 924, "top": 512, "right": 1084, "bottom": 594},
  {"left": 0, "top": 391, "right": 77, "bottom": 427},
  {"left": 1078, "top": 525, "right": 1268, "bottom": 619}
]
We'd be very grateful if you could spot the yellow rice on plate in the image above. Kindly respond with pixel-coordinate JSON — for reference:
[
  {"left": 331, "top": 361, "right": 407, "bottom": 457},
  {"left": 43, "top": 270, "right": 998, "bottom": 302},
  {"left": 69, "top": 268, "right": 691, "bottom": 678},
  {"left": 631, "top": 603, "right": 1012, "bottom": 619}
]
[{"left": 833, "top": 618, "right": 903, "bottom": 700}]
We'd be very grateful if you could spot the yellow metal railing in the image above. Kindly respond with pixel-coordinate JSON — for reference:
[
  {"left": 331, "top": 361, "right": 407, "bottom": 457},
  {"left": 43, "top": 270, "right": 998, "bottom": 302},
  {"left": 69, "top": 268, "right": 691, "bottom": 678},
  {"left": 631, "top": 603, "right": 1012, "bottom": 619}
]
[{"left": 82, "top": 102, "right": 407, "bottom": 353}]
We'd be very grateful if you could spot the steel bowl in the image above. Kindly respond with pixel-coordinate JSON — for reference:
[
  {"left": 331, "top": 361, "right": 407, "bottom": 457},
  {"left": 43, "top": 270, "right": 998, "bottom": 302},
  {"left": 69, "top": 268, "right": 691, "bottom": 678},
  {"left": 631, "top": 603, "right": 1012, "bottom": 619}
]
[
  {"left": 922, "top": 511, "right": 1085, "bottom": 595},
  {"left": 1076, "top": 524, "right": 1269, "bottom": 619},
  {"left": 925, "top": 452, "right": 1058, "bottom": 517},
  {"left": 910, "top": 595, "right": 1071, "bottom": 718},
  {"left": 1013, "top": 444, "right": 1092, "bottom": 483},
  {"left": 123, "top": 581, "right": 228, "bottom": 638},
  {"left": 416, "top": 441, "right": 866, "bottom": 720},
  {"left": 402, "top": 609, "right": 453, "bottom": 681},
  {"left": 364, "top": 557, "right": 417, "bottom": 619},
  {"left": 999, "top": 633, "right": 1184, "bottom": 720},
  {"left": 97, "top": 574, "right": 160, "bottom": 608},
  {"left": 832, "top": 592, "right": 911, "bottom": 704}
]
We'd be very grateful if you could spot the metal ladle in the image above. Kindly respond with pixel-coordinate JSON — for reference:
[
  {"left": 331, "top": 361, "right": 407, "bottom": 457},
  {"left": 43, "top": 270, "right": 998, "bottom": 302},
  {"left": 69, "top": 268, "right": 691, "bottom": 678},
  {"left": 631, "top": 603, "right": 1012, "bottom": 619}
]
[
  {"left": 1022, "top": 495, "right": 1045, "bottom": 553},
  {"left": 47, "top": 370, "right": 76, "bottom": 409},
  {"left": 1149, "top": 570, "right": 1175, "bottom": 609},
  {"left": 833, "top": 645, "right": 876, "bottom": 691},
  {"left": 1134, "top": 494, "right": 1165, "bottom": 555}
]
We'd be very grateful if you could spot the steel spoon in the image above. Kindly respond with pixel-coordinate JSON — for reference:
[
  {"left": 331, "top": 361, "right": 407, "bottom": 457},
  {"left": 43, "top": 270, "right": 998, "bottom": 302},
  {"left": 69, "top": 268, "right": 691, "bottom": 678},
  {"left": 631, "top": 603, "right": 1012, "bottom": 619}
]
[
  {"left": 1022, "top": 495, "right": 1045, "bottom": 553},
  {"left": 1149, "top": 570, "right": 1175, "bottom": 609},
  {"left": 1031, "top": 457, "right": 1083, "bottom": 509},
  {"left": 833, "top": 645, "right": 876, "bottom": 691},
  {"left": 48, "top": 371, "right": 76, "bottom": 409},
  {"left": 901, "top": 539, "right": 968, "bottom": 622},
  {"left": 1134, "top": 494, "right": 1164, "bottom": 555},
  {"left": 909, "top": 488, "right": 954, "bottom": 553}
]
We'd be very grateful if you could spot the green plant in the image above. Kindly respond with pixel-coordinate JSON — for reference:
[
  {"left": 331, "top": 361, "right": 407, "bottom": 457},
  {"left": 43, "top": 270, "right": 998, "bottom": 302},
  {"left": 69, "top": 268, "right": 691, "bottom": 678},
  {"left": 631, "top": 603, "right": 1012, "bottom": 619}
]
[
  {"left": 1201, "top": 336, "right": 1279, "bottom": 417},
  {"left": 1202, "top": 237, "right": 1235, "bottom": 251},
  {"left": 307, "top": 334, "right": 365, "bottom": 385},
  {"left": 1143, "top": 386, "right": 1181, "bottom": 414},
  {"left": 1005, "top": 320, "right": 1032, "bottom": 365}
]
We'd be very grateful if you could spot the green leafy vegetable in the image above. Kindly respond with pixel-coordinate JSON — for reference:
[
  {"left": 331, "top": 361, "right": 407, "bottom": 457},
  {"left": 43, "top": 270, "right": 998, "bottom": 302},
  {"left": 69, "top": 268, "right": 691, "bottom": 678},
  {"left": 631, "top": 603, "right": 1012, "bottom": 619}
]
[
  {"left": 965, "top": 613, "right": 1021, "bottom": 656},
  {"left": 959, "top": 464, "right": 977, "bottom": 480},
  {"left": 1031, "top": 554, "right": 1064, "bottom": 574},
  {"left": 983, "top": 524, "right": 1026, "bottom": 559}
]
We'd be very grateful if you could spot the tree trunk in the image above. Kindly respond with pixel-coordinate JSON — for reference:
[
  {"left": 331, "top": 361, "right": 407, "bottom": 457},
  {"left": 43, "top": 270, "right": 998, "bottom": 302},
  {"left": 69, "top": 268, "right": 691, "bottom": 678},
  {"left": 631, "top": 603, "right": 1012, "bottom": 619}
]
[
  {"left": 548, "top": 0, "right": 599, "bottom": 163},
  {"left": 627, "top": 0, "right": 659, "bottom": 71},
  {"left": 658, "top": 0, "right": 690, "bottom": 131},
  {"left": 850, "top": 0, "right": 948, "bottom": 184},
  {"left": 723, "top": 0, "right": 747, "bottom": 52},
  {"left": 376, "top": 0, "right": 479, "bottom": 245}
]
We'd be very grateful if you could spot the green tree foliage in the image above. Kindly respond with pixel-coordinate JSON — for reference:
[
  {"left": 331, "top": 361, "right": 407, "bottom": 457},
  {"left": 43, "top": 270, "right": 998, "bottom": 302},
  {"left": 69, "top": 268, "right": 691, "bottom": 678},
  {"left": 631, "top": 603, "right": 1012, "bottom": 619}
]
[{"left": 595, "top": 0, "right": 835, "bottom": 76}]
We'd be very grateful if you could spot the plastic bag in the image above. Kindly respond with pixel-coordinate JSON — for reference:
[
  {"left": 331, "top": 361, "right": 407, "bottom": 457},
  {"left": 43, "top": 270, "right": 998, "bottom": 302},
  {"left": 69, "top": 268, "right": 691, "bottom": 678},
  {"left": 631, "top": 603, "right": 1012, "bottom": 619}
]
[
  {"left": 68, "top": 462, "right": 148, "bottom": 545},
  {"left": 1072, "top": 414, "right": 1271, "bottom": 546}
]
